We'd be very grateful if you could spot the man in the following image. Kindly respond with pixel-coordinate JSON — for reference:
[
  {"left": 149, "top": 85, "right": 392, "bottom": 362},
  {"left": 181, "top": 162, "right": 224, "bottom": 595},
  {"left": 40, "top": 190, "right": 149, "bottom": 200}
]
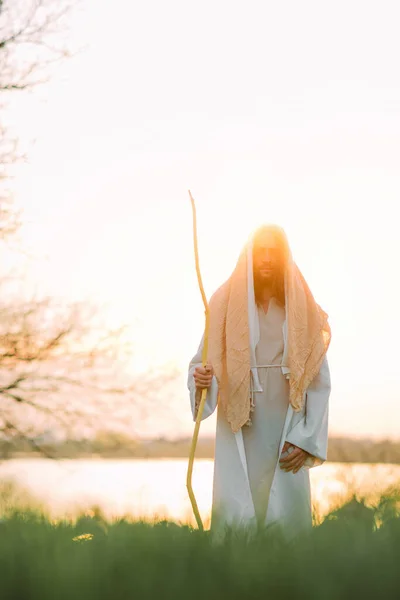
[{"left": 188, "top": 224, "right": 331, "bottom": 537}]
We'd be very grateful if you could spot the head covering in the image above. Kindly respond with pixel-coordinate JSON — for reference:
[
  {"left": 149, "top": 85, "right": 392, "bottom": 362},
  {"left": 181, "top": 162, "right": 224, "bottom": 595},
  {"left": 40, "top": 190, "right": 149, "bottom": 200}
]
[{"left": 207, "top": 225, "right": 331, "bottom": 433}]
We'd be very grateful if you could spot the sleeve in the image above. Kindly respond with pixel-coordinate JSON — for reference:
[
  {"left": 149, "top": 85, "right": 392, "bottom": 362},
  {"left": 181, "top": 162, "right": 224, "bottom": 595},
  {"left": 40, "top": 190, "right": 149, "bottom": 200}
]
[
  {"left": 187, "top": 335, "right": 219, "bottom": 421},
  {"left": 285, "top": 356, "right": 331, "bottom": 468}
]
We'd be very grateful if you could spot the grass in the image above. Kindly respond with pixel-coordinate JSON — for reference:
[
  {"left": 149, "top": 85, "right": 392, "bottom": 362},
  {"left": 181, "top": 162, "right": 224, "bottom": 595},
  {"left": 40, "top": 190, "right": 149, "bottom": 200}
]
[{"left": 0, "top": 486, "right": 400, "bottom": 599}]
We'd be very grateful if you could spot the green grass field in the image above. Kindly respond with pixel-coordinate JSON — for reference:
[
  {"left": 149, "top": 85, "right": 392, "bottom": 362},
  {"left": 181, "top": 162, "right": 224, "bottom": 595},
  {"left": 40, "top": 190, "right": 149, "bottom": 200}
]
[{"left": 0, "top": 484, "right": 399, "bottom": 599}]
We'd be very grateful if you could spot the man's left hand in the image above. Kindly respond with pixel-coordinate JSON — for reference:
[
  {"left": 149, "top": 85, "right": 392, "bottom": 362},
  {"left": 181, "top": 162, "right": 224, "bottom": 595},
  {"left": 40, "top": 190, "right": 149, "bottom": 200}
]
[{"left": 279, "top": 442, "right": 311, "bottom": 474}]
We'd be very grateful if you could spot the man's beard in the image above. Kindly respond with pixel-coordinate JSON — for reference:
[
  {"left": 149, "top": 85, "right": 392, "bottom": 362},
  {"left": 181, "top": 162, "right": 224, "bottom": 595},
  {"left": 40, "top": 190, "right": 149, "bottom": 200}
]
[
  {"left": 254, "top": 270, "right": 275, "bottom": 288},
  {"left": 254, "top": 272, "right": 276, "bottom": 297}
]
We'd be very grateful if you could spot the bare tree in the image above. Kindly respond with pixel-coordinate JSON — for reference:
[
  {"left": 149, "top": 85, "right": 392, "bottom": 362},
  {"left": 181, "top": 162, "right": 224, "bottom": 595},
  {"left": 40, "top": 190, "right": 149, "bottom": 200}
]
[
  {"left": 0, "top": 1, "right": 176, "bottom": 450},
  {"left": 0, "top": 0, "right": 75, "bottom": 235},
  {"left": 0, "top": 293, "right": 175, "bottom": 448},
  {"left": 0, "top": 0, "right": 73, "bottom": 90}
]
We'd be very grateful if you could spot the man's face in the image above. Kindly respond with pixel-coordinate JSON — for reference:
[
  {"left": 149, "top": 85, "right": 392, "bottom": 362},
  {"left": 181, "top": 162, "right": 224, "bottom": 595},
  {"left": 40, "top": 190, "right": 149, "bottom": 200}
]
[{"left": 253, "top": 231, "right": 281, "bottom": 285}]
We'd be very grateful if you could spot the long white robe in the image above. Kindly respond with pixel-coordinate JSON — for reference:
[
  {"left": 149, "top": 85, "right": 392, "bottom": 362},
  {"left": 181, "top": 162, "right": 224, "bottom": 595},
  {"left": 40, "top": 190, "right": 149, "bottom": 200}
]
[
  {"left": 187, "top": 300, "right": 331, "bottom": 538},
  {"left": 243, "top": 299, "right": 291, "bottom": 526}
]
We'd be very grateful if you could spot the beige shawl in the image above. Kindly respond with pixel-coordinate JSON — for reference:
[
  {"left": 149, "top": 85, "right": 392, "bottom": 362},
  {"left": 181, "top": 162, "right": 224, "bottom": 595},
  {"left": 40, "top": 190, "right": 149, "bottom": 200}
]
[{"left": 207, "top": 229, "right": 331, "bottom": 433}]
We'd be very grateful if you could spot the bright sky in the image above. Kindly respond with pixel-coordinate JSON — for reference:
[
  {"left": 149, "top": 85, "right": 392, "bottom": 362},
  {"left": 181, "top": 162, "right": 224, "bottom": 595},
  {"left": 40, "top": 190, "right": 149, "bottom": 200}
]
[{"left": 9, "top": 0, "right": 400, "bottom": 440}]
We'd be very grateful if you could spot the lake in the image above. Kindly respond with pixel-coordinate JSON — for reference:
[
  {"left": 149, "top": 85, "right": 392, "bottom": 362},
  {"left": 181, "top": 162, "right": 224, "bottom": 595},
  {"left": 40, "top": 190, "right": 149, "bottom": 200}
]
[{"left": 1, "top": 459, "right": 399, "bottom": 525}]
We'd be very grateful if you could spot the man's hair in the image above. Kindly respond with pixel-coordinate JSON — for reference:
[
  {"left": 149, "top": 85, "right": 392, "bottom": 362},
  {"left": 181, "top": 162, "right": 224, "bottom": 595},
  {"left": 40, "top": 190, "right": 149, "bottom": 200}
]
[{"left": 252, "top": 224, "right": 290, "bottom": 306}]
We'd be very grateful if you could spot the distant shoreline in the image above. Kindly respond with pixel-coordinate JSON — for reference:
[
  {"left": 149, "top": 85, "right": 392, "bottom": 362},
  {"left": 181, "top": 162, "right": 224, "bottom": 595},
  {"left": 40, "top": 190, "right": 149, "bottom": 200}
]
[
  {"left": 4, "top": 455, "right": 400, "bottom": 467},
  {"left": 1, "top": 436, "right": 400, "bottom": 464}
]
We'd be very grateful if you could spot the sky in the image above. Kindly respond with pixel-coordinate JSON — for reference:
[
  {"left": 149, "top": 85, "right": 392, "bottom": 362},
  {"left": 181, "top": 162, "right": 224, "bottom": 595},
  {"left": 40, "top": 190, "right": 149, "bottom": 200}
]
[{"left": 7, "top": 0, "right": 400, "bottom": 439}]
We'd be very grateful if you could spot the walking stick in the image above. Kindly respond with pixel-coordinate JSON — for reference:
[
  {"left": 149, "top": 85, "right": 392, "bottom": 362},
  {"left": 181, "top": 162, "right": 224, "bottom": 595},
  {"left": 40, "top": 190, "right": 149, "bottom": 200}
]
[{"left": 186, "top": 190, "right": 210, "bottom": 531}]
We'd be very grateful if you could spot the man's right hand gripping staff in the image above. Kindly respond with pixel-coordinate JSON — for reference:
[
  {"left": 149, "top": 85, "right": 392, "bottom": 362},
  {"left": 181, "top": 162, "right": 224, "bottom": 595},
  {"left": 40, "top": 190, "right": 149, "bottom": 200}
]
[{"left": 193, "top": 364, "right": 214, "bottom": 390}]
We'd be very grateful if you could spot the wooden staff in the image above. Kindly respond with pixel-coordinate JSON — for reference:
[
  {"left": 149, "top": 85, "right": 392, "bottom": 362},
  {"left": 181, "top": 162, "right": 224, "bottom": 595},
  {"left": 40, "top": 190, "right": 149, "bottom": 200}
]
[{"left": 186, "top": 190, "right": 210, "bottom": 531}]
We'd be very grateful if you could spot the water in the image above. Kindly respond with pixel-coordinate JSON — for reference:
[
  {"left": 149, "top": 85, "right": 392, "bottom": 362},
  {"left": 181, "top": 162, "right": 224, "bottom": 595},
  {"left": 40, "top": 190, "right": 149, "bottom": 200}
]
[{"left": 0, "top": 459, "right": 399, "bottom": 524}]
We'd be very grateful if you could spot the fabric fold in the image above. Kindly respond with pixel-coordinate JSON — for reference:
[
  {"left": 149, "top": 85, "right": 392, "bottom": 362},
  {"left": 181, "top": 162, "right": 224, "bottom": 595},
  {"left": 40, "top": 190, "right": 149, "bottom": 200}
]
[{"left": 207, "top": 226, "right": 331, "bottom": 433}]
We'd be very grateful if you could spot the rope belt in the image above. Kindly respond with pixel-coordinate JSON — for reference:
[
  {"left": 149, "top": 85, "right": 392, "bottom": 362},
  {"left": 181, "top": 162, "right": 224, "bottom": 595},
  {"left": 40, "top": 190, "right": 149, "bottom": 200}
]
[{"left": 246, "top": 364, "right": 287, "bottom": 427}]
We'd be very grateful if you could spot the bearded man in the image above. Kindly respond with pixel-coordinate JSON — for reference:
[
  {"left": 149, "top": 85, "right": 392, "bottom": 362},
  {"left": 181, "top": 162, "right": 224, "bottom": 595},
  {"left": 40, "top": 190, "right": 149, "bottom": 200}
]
[{"left": 188, "top": 225, "right": 331, "bottom": 536}]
